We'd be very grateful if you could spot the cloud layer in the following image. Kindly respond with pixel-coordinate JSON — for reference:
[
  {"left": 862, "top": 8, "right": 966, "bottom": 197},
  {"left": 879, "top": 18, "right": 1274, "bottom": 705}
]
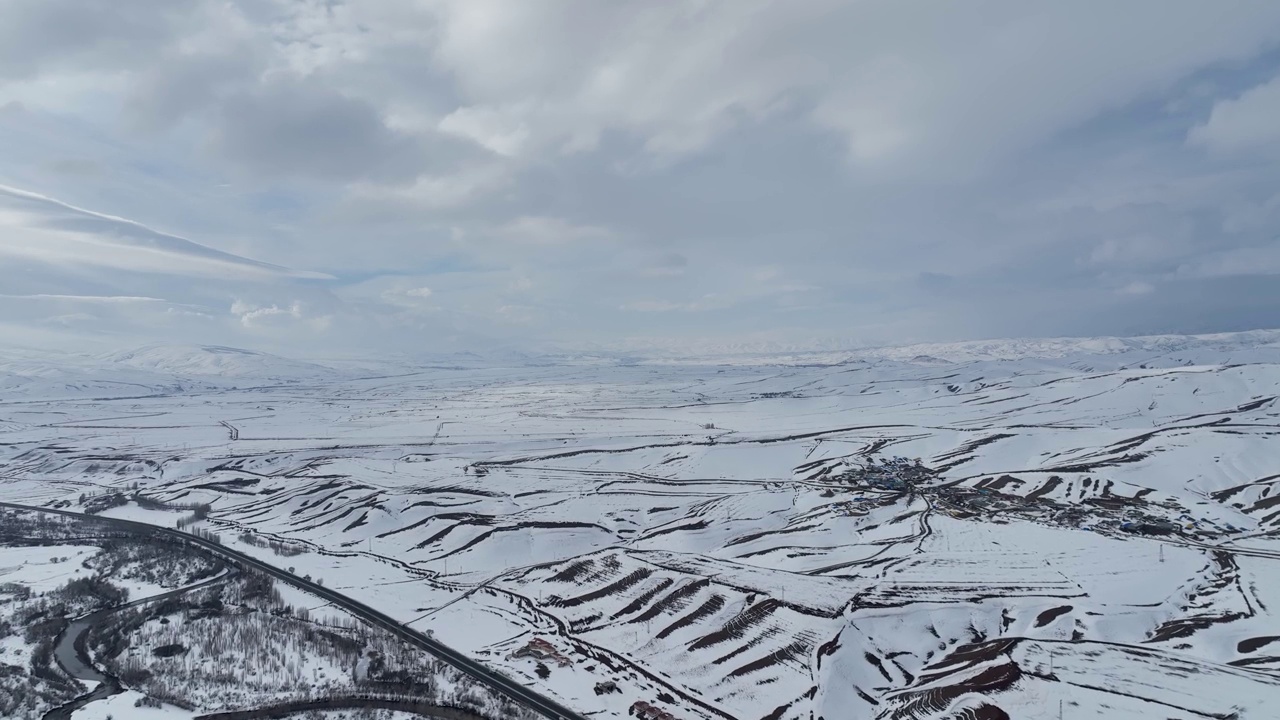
[{"left": 2, "top": 1, "right": 1280, "bottom": 354}]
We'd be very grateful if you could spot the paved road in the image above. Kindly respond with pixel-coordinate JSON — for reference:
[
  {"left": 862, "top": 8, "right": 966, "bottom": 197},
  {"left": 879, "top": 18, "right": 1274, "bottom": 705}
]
[
  {"left": 0, "top": 501, "right": 587, "bottom": 720},
  {"left": 219, "top": 420, "right": 240, "bottom": 441}
]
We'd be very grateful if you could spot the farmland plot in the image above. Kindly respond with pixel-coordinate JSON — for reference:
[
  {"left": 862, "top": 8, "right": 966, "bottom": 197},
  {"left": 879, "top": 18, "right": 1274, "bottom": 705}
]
[{"left": 2, "top": 334, "right": 1279, "bottom": 718}]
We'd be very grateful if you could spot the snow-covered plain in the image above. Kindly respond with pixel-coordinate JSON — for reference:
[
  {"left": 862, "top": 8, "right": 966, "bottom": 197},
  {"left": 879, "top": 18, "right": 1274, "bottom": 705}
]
[{"left": 3, "top": 332, "right": 1280, "bottom": 719}]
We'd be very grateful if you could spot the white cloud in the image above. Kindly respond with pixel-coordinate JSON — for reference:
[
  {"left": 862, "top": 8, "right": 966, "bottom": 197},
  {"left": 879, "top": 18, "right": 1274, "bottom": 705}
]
[
  {"left": 1117, "top": 281, "right": 1155, "bottom": 296},
  {"left": 0, "top": 294, "right": 167, "bottom": 303},
  {"left": 1188, "top": 74, "right": 1280, "bottom": 154},
  {"left": 374, "top": 284, "right": 441, "bottom": 313},
  {"left": 620, "top": 294, "right": 740, "bottom": 313},
  {"left": 5, "top": 1, "right": 1280, "bottom": 352},
  {"left": 496, "top": 216, "right": 613, "bottom": 245},
  {"left": 0, "top": 184, "right": 330, "bottom": 280},
  {"left": 418, "top": 1, "right": 1280, "bottom": 173},
  {"left": 494, "top": 303, "right": 540, "bottom": 325},
  {"left": 621, "top": 300, "right": 684, "bottom": 312},
  {"left": 230, "top": 299, "right": 331, "bottom": 332},
  {"left": 231, "top": 299, "right": 297, "bottom": 326},
  {"left": 439, "top": 105, "right": 531, "bottom": 157},
  {"left": 348, "top": 164, "right": 511, "bottom": 210}
]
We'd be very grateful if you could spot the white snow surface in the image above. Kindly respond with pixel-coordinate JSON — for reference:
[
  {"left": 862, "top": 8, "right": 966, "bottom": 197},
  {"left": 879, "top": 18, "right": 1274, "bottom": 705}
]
[
  {"left": 70, "top": 690, "right": 196, "bottom": 720},
  {"left": 3, "top": 331, "right": 1280, "bottom": 719}
]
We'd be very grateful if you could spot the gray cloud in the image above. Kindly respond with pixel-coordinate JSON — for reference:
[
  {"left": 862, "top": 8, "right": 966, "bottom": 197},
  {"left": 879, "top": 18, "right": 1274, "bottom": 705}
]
[
  {"left": 207, "top": 78, "right": 430, "bottom": 181},
  {"left": 1, "top": 1, "right": 1280, "bottom": 354},
  {"left": 0, "top": 0, "right": 192, "bottom": 80},
  {"left": 0, "top": 184, "right": 329, "bottom": 280},
  {"left": 126, "top": 47, "right": 264, "bottom": 132}
]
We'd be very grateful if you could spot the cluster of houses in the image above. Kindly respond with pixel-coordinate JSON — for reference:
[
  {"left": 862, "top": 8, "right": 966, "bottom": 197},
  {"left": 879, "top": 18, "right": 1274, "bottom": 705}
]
[
  {"left": 630, "top": 700, "right": 681, "bottom": 720},
  {"left": 505, "top": 637, "right": 572, "bottom": 667},
  {"left": 1113, "top": 504, "right": 1213, "bottom": 536},
  {"left": 1118, "top": 518, "right": 1178, "bottom": 535},
  {"left": 833, "top": 452, "right": 1228, "bottom": 544},
  {"left": 934, "top": 487, "right": 1019, "bottom": 519},
  {"left": 839, "top": 456, "right": 932, "bottom": 491},
  {"left": 931, "top": 476, "right": 1212, "bottom": 541}
]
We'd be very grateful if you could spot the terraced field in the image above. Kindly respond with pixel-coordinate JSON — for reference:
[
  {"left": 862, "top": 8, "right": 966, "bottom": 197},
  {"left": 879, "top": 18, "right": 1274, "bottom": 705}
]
[{"left": 3, "top": 334, "right": 1280, "bottom": 718}]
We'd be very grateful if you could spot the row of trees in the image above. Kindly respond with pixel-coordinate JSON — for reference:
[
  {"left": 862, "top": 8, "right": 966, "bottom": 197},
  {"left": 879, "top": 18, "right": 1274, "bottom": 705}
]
[
  {"left": 238, "top": 531, "right": 308, "bottom": 557},
  {"left": 0, "top": 569, "right": 135, "bottom": 718},
  {"left": 89, "top": 568, "right": 542, "bottom": 719}
]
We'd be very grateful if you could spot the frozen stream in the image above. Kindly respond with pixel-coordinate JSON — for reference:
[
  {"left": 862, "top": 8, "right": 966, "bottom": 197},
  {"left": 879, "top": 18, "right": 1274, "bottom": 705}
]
[{"left": 44, "top": 570, "right": 232, "bottom": 720}]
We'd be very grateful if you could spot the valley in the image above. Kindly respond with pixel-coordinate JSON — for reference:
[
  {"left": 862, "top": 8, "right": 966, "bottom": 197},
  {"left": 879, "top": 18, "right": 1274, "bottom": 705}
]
[{"left": 2, "top": 334, "right": 1280, "bottom": 719}]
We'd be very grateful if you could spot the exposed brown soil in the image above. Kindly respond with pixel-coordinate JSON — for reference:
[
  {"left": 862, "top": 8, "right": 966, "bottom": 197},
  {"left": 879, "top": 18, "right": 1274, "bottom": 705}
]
[
  {"left": 1034, "top": 605, "right": 1073, "bottom": 628},
  {"left": 631, "top": 578, "right": 710, "bottom": 624},
  {"left": 891, "top": 661, "right": 1022, "bottom": 720},
  {"left": 1025, "top": 476, "right": 1064, "bottom": 501},
  {"left": 613, "top": 578, "right": 675, "bottom": 619},
  {"left": 727, "top": 639, "right": 810, "bottom": 678},
  {"left": 1238, "top": 636, "right": 1280, "bottom": 654},
  {"left": 555, "top": 568, "right": 653, "bottom": 608},
  {"left": 656, "top": 594, "right": 727, "bottom": 640},
  {"left": 549, "top": 557, "right": 597, "bottom": 583},
  {"left": 688, "top": 598, "right": 782, "bottom": 651}
]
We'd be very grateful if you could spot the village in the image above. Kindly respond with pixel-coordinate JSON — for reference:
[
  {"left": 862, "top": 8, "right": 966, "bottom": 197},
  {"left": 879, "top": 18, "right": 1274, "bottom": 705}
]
[{"left": 834, "top": 456, "right": 1228, "bottom": 543}]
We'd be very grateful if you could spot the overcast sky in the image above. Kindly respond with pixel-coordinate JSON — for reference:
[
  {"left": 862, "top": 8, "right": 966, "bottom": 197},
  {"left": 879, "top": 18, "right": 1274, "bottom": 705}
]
[{"left": 3, "top": 1, "right": 1280, "bottom": 356}]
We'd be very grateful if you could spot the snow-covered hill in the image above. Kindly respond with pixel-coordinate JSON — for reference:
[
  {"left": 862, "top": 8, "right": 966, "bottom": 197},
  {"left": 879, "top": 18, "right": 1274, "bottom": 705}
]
[
  {"left": 3, "top": 331, "right": 1280, "bottom": 719},
  {"left": 100, "top": 344, "right": 339, "bottom": 380},
  {"left": 627, "top": 328, "right": 1280, "bottom": 366}
]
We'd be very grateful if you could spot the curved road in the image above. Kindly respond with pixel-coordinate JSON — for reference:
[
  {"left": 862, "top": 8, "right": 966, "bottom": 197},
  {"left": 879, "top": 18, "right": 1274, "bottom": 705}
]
[{"left": 0, "top": 501, "right": 586, "bottom": 720}]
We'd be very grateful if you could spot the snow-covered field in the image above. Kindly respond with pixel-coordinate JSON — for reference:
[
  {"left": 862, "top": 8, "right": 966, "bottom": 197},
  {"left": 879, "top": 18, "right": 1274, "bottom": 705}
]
[{"left": 3, "top": 332, "right": 1280, "bottom": 719}]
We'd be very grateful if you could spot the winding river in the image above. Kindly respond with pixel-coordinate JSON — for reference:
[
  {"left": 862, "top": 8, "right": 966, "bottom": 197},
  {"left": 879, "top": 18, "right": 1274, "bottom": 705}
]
[{"left": 43, "top": 570, "right": 233, "bottom": 720}]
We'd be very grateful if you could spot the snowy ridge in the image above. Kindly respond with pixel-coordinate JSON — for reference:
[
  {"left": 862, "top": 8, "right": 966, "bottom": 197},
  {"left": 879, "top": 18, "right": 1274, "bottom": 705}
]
[
  {"left": 100, "top": 345, "right": 339, "bottom": 379},
  {"left": 3, "top": 328, "right": 1280, "bottom": 383},
  {"left": 2, "top": 333, "right": 1280, "bottom": 718},
  {"left": 625, "top": 328, "right": 1280, "bottom": 366}
]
